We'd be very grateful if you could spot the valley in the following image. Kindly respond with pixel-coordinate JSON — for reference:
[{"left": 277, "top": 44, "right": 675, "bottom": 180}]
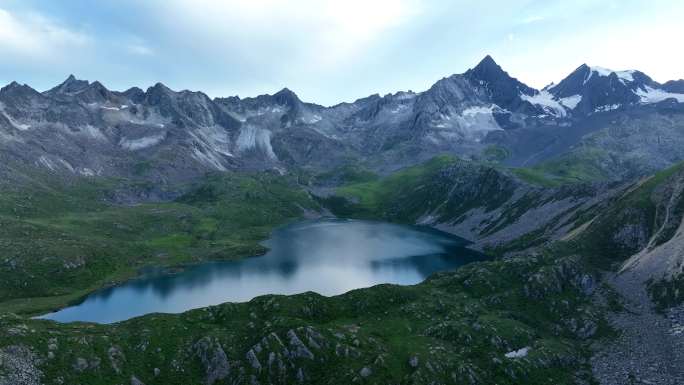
[{"left": 1, "top": 55, "right": 684, "bottom": 384}]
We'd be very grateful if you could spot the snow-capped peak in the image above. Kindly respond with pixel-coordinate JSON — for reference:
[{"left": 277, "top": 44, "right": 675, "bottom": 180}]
[{"left": 586, "top": 66, "right": 637, "bottom": 84}]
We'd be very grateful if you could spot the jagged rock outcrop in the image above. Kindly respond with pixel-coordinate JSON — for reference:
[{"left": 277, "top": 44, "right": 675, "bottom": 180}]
[{"left": 193, "top": 337, "right": 231, "bottom": 385}]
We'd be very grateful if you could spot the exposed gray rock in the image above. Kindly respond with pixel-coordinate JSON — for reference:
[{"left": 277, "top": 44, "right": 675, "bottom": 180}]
[
  {"left": 359, "top": 366, "right": 372, "bottom": 377},
  {"left": 409, "top": 356, "right": 419, "bottom": 368},
  {"left": 246, "top": 349, "right": 262, "bottom": 370},
  {"left": 72, "top": 357, "right": 88, "bottom": 372},
  {"left": 591, "top": 272, "right": 684, "bottom": 385},
  {"left": 0, "top": 345, "right": 42, "bottom": 385},
  {"left": 286, "top": 329, "right": 314, "bottom": 359},
  {"left": 107, "top": 346, "right": 125, "bottom": 374},
  {"left": 193, "top": 337, "right": 230, "bottom": 385}
]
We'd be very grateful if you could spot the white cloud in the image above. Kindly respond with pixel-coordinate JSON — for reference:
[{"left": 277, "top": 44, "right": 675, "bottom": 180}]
[
  {"left": 496, "top": 3, "right": 684, "bottom": 89},
  {"left": 0, "top": 8, "right": 91, "bottom": 60},
  {"left": 126, "top": 43, "right": 154, "bottom": 56},
  {"left": 521, "top": 15, "right": 544, "bottom": 24},
  {"left": 157, "top": 0, "right": 421, "bottom": 70}
]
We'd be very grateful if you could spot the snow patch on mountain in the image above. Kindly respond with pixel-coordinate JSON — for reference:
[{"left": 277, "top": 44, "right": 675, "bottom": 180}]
[
  {"left": 505, "top": 347, "right": 530, "bottom": 359},
  {"left": 431, "top": 105, "right": 504, "bottom": 142},
  {"left": 80, "top": 125, "right": 107, "bottom": 141},
  {"left": 559, "top": 95, "right": 582, "bottom": 109},
  {"left": 595, "top": 104, "right": 621, "bottom": 112},
  {"left": 461, "top": 105, "right": 496, "bottom": 116},
  {"left": 636, "top": 86, "right": 684, "bottom": 104},
  {"left": 589, "top": 66, "right": 636, "bottom": 83},
  {"left": 301, "top": 113, "right": 322, "bottom": 124},
  {"left": 521, "top": 91, "right": 566, "bottom": 117},
  {"left": 100, "top": 105, "right": 122, "bottom": 111},
  {"left": 119, "top": 133, "right": 166, "bottom": 151},
  {"left": 79, "top": 168, "right": 99, "bottom": 177},
  {"left": 389, "top": 104, "right": 410, "bottom": 114}
]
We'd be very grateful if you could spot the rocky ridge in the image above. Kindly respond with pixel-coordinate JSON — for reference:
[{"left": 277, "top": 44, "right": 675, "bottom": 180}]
[{"left": 1, "top": 56, "right": 683, "bottom": 190}]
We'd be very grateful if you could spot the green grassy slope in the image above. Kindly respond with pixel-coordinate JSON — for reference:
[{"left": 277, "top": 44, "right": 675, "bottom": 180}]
[
  {"left": 0, "top": 252, "right": 601, "bottom": 385},
  {"left": 320, "top": 155, "right": 518, "bottom": 224},
  {"left": 521, "top": 148, "right": 613, "bottom": 184},
  {"left": 567, "top": 162, "right": 684, "bottom": 268},
  {"left": 0, "top": 172, "right": 317, "bottom": 314}
]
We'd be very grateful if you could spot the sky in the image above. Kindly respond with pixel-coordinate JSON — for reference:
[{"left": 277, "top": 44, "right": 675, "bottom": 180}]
[{"left": 0, "top": 0, "right": 682, "bottom": 106}]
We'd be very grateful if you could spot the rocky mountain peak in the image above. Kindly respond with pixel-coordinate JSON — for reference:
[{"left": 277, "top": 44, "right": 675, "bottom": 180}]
[
  {"left": 470, "top": 55, "right": 502, "bottom": 77},
  {"left": 145, "top": 82, "right": 176, "bottom": 105},
  {"left": 148, "top": 82, "right": 173, "bottom": 94},
  {"left": 2, "top": 81, "right": 22, "bottom": 90},
  {"left": 463, "top": 55, "right": 539, "bottom": 113},
  {"left": 466, "top": 55, "right": 511, "bottom": 86},
  {"left": 273, "top": 88, "right": 302, "bottom": 108},
  {"left": 122, "top": 87, "right": 146, "bottom": 103},
  {"left": 0, "top": 81, "right": 44, "bottom": 101},
  {"left": 547, "top": 64, "right": 670, "bottom": 114},
  {"left": 47, "top": 74, "right": 90, "bottom": 96},
  {"left": 546, "top": 64, "right": 592, "bottom": 98}
]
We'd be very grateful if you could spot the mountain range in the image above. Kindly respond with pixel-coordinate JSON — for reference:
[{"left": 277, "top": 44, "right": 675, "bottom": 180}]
[{"left": 2, "top": 55, "right": 683, "bottom": 190}]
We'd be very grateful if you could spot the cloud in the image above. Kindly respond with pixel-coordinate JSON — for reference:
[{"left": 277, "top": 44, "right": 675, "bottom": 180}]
[
  {"left": 125, "top": 42, "right": 154, "bottom": 56},
  {"left": 156, "top": 0, "right": 421, "bottom": 70},
  {"left": 0, "top": 0, "right": 681, "bottom": 106},
  {"left": 0, "top": 8, "right": 91, "bottom": 60},
  {"left": 498, "top": 2, "right": 684, "bottom": 89},
  {"left": 521, "top": 15, "right": 544, "bottom": 24}
]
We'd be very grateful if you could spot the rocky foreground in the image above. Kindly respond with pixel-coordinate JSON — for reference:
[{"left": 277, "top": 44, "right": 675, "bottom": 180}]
[{"left": 591, "top": 271, "right": 684, "bottom": 385}]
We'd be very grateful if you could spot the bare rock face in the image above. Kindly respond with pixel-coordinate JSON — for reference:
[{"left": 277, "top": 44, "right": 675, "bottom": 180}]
[
  {"left": 359, "top": 366, "right": 372, "bottom": 377},
  {"left": 107, "top": 346, "right": 125, "bottom": 374},
  {"left": 72, "top": 357, "right": 88, "bottom": 372},
  {"left": 524, "top": 256, "right": 596, "bottom": 300},
  {"left": 193, "top": 337, "right": 230, "bottom": 385},
  {"left": 409, "top": 356, "right": 419, "bottom": 368},
  {"left": 0, "top": 345, "right": 42, "bottom": 385},
  {"left": 286, "top": 329, "right": 315, "bottom": 359},
  {"left": 243, "top": 327, "right": 326, "bottom": 384}
]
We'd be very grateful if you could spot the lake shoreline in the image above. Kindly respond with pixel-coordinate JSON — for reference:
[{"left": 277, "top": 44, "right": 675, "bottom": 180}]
[{"left": 37, "top": 218, "right": 486, "bottom": 324}]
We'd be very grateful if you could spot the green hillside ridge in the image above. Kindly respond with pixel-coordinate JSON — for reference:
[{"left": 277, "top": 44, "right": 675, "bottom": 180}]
[
  {"left": 0, "top": 252, "right": 603, "bottom": 385},
  {"left": 570, "top": 162, "right": 684, "bottom": 268},
  {"left": 322, "top": 155, "right": 516, "bottom": 222},
  {"left": 0, "top": 172, "right": 317, "bottom": 315}
]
